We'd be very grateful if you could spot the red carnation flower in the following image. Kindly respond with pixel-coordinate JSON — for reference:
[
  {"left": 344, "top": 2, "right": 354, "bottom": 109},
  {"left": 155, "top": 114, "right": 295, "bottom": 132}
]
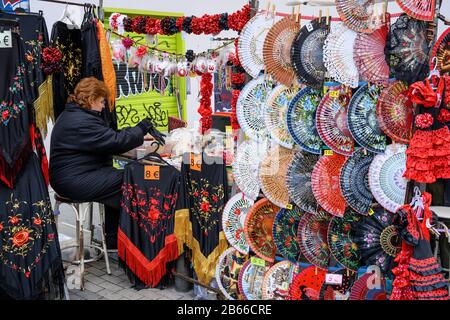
[{"left": 415, "top": 113, "right": 433, "bottom": 129}]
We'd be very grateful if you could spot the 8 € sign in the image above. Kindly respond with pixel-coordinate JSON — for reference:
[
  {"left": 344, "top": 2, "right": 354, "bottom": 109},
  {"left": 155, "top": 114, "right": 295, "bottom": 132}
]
[{"left": 0, "top": 30, "right": 12, "bottom": 48}]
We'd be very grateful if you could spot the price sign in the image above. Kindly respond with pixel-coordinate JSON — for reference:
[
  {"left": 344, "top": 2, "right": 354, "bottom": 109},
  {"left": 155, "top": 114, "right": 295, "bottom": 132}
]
[
  {"left": 329, "top": 90, "right": 340, "bottom": 98},
  {"left": 251, "top": 257, "right": 266, "bottom": 267},
  {"left": 325, "top": 273, "right": 343, "bottom": 285},
  {"left": 323, "top": 149, "right": 334, "bottom": 156},
  {"left": 0, "top": 30, "right": 12, "bottom": 49},
  {"left": 144, "top": 165, "right": 160, "bottom": 180},
  {"left": 190, "top": 153, "right": 202, "bottom": 171}
]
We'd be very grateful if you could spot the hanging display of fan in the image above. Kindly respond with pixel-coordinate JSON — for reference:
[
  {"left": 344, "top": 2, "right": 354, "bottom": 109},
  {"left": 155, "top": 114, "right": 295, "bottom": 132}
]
[
  {"left": 264, "top": 85, "right": 298, "bottom": 149},
  {"left": 319, "top": 268, "right": 356, "bottom": 300},
  {"left": 349, "top": 272, "right": 388, "bottom": 300},
  {"left": 215, "top": 248, "right": 249, "bottom": 300},
  {"left": 368, "top": 144, "right": 407, "bottom": 213},
  {"left": 340, "top": 148, "right": 375, "bottom": 215},
  {"left": 263, "top": 16, "right": 300, "bottom": 87},
  {"left": 396, "top": 0, "right": 436, "bottom": 21},
  {"left": 430, "top": 27, "right": 450, "bottom": 75},
  {"left": 261, "top": 260, "right": 296, "bottom": 300},
  {"left": 354, "top": 24, "right": 390, "bottom": 84},
  {"left": 327, "top": 209, "right": 361, "bottom": 271},
  {"left": 232, "top": 140, "right": 266, "bottom": 200},
  {"left": 273, "top": 206, "right": 303, "bottom": 263},
  {"left": 238, "top": 14, "right": 274, "bottom": 78},
  {"left": 288, "top": 265, "right": 327, "bottom": 300},
  {"left": 311, "top": 154, "right": 347, "bottom": 217},
  {"left": 238, "top": 260, "right": 271, "bottom": 300},
  {"left": 286, "top": 152, "right": 320, "bottom": 214},
  {"left": 244, "top": 198, "right": 280, "bottom": 262},
  {"left": 353, "top": 206, "right": 401, "bottom": 274},
  {"left": 258, "top": 146, "right": 295, "bottom": 208},
  {"left": 236, "top": 76, "right": 271, "bottom": 142},
  {"left": 286, "top": 87, "right": 323, "bottom": 154},
  {"left": 222, "top": 193, "right": 255, "bottom": 254},
  {"left": 316, "top": 90, "right": 354, "bottom": 156},
  {"left": 335, "top": 0, "right": 383, "bottom": 33},
  {"left": 376, "top": 80, "right": 413, "bottom": 144},
  {"left": 323, "top": 22, "right": 359, "bottom": 88},
  {"left": 388, "top": 13, "right": 431, "bottom": 84},
  {"left": 298, "top": 210, "right": 332, "bottom": 269},
  {"left": 291, "top": 17, "right": 330, "bottom": 88},
  {"left": 347, "top": 84, "right": 386, "bottom": 154}
]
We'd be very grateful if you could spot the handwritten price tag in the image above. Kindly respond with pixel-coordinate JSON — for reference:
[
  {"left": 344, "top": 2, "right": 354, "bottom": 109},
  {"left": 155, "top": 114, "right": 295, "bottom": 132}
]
[
  {"left": 251, "top": 257, "right": 266, "bottom": 267},
  {"left": 323, "top": 149, "right": 334, "bottom": 156},
  {"left": 144, "top": 166, "right": 160, "bottom": 180},
  {"left": 190, "top": 153, "right": 202, "bottom": 171},
  {"left": 325, "top": 273, "right": 343, "bottom": 285}
]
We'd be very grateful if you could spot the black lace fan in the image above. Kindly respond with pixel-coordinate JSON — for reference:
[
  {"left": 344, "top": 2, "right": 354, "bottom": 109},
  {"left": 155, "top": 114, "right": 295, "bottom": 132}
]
[{"left": 291, "top": 17, "right": 330, "bottom": 88}]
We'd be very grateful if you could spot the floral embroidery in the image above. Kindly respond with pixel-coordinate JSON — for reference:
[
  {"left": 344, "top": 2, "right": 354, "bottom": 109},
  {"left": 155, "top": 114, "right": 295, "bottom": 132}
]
[
  {"left": 121, "top": 183, "right": 178, "bottom": 243},
  {"left": 53, "top": 38, "right": 82, "bottom": 95},
  {"left": 0, "top": 195, "right": 56, "bottom": 276},
  {"left": 189, "top": 178, "right": 225, "bottom": 235},
  {"left": 1, "top": 64, "right": 26, "bottom": 126}
]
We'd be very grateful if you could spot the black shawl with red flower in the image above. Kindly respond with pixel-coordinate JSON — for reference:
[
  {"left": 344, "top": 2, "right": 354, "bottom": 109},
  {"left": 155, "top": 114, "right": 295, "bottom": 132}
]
[
  {"left": 118, "top": 160, "right": 181, "bottom": 288},
  {"left": 177, "top": 152, "right": 229, "bottom": 284}
]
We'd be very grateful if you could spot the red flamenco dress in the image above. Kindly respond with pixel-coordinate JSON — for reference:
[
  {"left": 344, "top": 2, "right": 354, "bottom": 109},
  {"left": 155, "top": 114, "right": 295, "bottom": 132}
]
[
  {"left": 391, "top": 192, "right": 449, "bottom": 300},
  {"left": 404, "top": 75, "right": 450, "bottom": 183}
]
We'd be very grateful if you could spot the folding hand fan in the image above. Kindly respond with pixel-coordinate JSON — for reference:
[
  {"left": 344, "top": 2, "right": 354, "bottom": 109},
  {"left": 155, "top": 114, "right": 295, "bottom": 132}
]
[
  {"left": 261, "top": 260, "right": 296, "bottom": 300},
  {"left": 273, "top": 206, "right": 304, "bottom": 263},
  {"left": 354, "top": 24, "right": 390, "bottom": 84},
  {"left": 336, "top": 0, "right": 383, "bottom": 33},
  {"left": 285, "top": 151, "right": 320, "bottom": 214},
  {"left": 388, "top": 14, "right": 431, "bottom": 84},
  {"left": 286, "top": 87, "right": 323, "bottom": 154},
  {"left": 323, "top": 22, "right": 359, "bottom": 88},
  {"left": 396, "top": 0, "right": 436, "bottom": 21},
  {"left": 311, "top": 154, "right": 347, "bottom": 217},
  {"left": 236, "top": 76, "right": 272, "bottom": 142},
  {"left": 430, "top": 27, "right": 450, "bottom": 75},
  {"left": 349, "top": 272, "right": 388, "bottom": 300},
  {"left": 340, "top": 148, "right": 375, "bottom": 215},
  {"left": 347, "top": 84, "right": 386, "bottom": 154},
  {"left": 316, "top": 90, "right": 355, "bottom": 156},
  {"left": 263, "top": 16, "right": 300, "bottom": 87},
  {"left": 264, "top": 85, "right": 298, "bottom": 149},
  {"left": 222, "top": 193, "right": 255, "bottom": 254},
  {"left": 244, "top": 198, "right": 280, "bottom": 262},
  {"left": 376, "top": 80, "right": 413, "bottom": 144},
  {"left": 238, "top": 14, "right": 274, "bottom": 78},
  {"left": 288, "top": 266, "right": 327, "bottom": 300},
  {"left": 327, "top": 209, "right": 361, "bottom": 271},
  {"left": 232, "top": 140, "right": 267, "bottom": 200},
  {"left": 258, "top": 146, "right": 295, "bottom": 208},
  {"left": 291, "top": 17, "right": 330, "bottom": 88},
  {"left": 215, "top": 248, "right": 249, "bottom": 300},
  {"left": 319, "top": 268, "right": 356, "bottom": 300},
  {"left": 298, "top": 210, "right": 332, "bottom": 269},
  {"left": 368, "top": 144, "right": 407, "bottom": 213},
  {"left": 238, "top": 260, "right": 271, "bottom": 300},
  {"left": 353, "top": 206, "right": 401, "bottom": 274}
]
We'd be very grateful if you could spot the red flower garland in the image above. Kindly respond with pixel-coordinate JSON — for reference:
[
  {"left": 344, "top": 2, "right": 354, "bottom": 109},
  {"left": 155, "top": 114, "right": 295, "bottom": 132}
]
[
  {"left": 230, "top": 37, "right": 245, "bottom": 132},
  {"left": 198, "top": 73, "right": 213, "bottom": 134}
]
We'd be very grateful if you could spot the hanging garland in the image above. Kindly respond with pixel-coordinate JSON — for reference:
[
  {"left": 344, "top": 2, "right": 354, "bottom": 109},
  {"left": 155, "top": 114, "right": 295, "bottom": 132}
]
[
  {"left": 198, "top": 72, "right": 213, "bottom": 134},
  {"left": 230, "top": 37, "right": 246, "bottom": 132},
  {"left": 109, "top": 5, "right": 251, "bottom": 36}
]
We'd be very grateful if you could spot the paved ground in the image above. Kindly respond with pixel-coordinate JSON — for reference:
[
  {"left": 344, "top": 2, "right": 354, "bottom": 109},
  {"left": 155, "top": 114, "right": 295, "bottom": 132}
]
[{"left": 67, "top": 256, "right": 196, "bottom": 300}]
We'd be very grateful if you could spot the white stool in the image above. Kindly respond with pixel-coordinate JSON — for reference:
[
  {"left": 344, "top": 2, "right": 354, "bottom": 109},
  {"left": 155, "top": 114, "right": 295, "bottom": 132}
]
[
  {"left": 431, "top": 206, "right": 450, "bottom": 279},
  {"left": 54, "top": 194, "right": 111, "bottom": 290}
]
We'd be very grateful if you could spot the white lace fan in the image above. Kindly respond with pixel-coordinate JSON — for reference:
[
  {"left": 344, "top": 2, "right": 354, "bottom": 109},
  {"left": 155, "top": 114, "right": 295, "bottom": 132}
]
[
  {"left": 264, "top": 85, "right": 298, "bottom": 149},
  {"left": 232, "top": 140, "right": 267, "bottom": 200},
  {"left": 237, "top": 76, "right": 272, "bottom": 142},
  {"left": 238, "top": 14, "right": 274, "bottom": 79},
  {"left": 323, "top": 23, "right": 359, "bottom": 88}
]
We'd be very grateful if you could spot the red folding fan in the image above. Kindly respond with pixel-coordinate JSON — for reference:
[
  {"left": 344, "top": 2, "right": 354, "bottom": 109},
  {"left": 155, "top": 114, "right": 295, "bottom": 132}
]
[{"left": 396, "top": 0, "right": 436, "bottom": 22}]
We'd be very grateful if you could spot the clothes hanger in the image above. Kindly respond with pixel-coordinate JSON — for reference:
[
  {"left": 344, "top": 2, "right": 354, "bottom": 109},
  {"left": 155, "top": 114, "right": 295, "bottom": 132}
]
[
  {"left": 60, "top": 2, "right": 79, "bottom": 29},
  {"left": 428, "top": 56, "right": 441, "bottom": 90},
  {"left": 138, "top": 151, "right": 173, "bottom": 168}
]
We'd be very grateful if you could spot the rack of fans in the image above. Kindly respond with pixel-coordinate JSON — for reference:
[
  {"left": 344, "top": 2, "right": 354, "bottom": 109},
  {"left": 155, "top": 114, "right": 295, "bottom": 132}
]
[{"left": 215, "top": 0, "right": 450, "bottom": 300}]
